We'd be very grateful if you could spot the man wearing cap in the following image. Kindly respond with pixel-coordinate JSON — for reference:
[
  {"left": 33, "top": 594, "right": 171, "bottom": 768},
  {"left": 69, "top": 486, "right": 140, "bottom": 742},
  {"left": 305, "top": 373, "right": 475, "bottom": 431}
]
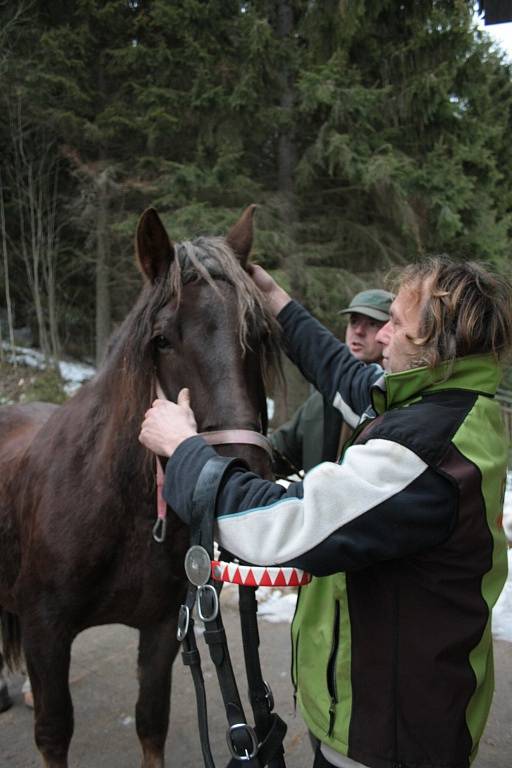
[{"left": 271, "top": 288, "right": 393, "bottom": 477}]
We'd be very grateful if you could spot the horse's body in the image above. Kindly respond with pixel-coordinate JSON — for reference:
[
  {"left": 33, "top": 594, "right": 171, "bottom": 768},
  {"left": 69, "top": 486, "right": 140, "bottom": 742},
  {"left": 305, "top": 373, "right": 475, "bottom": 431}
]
[{"left": 0, "top": 206, "right": 277, "bottom": 768}]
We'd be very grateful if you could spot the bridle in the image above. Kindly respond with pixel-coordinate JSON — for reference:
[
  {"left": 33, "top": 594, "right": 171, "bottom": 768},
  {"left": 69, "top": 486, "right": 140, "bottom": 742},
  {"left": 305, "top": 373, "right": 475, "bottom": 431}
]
[
  {"left": 150, "top": 380, "right": 308, "bottom": 766},
  {"left": 200, "top": 429, "right": 272, "bottom": 458},
  {"left": 152, "top": 381, "right": 273, "bottom": 544}
]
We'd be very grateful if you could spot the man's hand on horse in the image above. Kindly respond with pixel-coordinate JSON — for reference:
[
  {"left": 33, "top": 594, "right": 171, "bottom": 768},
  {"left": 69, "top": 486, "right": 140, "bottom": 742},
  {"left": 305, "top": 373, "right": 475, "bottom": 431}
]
[
  {"left": 139, "top": 388, "right": 198, "bottom": 457},
  {"left": 247, "top": 264, "right": 291, "bottom": 316}
]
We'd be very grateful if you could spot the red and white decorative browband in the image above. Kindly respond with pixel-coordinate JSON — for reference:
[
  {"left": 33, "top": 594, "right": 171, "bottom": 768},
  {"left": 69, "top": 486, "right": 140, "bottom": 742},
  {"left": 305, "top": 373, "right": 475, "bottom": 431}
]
[{"left": 211, "top": 560, "right": 311, "bottom": 588}]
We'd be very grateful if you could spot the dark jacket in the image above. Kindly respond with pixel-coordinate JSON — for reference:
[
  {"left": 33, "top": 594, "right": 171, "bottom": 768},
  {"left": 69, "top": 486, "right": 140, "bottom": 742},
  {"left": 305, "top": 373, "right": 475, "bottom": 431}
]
[
  {"left": 270, "top": 390, "right": 344, "bottom": 475},
  {"left": 163, "top": 301, "right": 508, "bottom": 768}
]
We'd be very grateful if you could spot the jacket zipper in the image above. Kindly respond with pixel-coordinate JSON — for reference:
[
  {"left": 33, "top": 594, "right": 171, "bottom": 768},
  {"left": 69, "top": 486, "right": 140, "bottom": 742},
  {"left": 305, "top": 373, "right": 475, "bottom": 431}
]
[
  {"left": 326, "top": 599, "right": 341, "bottom": 737},
  {"left": 290, "top": 587, "right": 302, "bottom": 713},
  {"left": 291, "top": 628, "right": 300, "bottom": 714}
]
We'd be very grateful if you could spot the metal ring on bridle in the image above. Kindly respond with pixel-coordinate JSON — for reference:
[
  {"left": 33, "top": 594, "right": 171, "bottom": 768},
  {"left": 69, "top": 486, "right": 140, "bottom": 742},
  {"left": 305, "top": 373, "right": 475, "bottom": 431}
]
[
  {"left": 177, "top": 604, "right": 190, "bottom": 641},
  {"left": 197, "top": 584, "right": 219, "bottom": 622},
  {"left": 152, "top": 516, "right": 167, "bottom": 543},
  {"left": 263, "top": 680, "right": 274, "bottom": 712}
]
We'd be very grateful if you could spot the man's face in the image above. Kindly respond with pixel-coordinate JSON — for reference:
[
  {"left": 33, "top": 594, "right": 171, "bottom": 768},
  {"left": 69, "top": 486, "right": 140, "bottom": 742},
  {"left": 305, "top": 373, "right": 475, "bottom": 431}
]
[
  {"left": 345, "top": 313, "right": 386, "bottom": 364},
  {"left": 375, "top": 286, "right": 424, "bottom": 373}
]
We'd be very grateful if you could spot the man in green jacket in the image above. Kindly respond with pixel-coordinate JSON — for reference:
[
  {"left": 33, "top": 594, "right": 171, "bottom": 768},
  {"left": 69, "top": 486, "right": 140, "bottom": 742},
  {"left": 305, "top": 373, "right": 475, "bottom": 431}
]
[
  {"left": 271, "top": 289, "right": 393, "bottom": 477},
  {"left": 140, "top": 256, "right": 512, "bottom": 768}
]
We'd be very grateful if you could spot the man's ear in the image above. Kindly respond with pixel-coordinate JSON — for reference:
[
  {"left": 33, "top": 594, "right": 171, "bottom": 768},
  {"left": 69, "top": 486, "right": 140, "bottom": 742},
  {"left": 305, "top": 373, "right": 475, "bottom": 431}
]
[
  {"left": 226, "top": 204, "right": 257, "bottom": 269},
  {"left": 136, "top": 208, "right": 174, "bottom": 282}
]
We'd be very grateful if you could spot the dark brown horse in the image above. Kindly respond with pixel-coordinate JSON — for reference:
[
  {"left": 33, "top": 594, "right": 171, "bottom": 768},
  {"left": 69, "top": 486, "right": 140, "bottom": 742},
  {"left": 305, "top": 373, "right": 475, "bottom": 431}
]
[{"left": 0, "top": 206, "right": 279, "bottom": 768}]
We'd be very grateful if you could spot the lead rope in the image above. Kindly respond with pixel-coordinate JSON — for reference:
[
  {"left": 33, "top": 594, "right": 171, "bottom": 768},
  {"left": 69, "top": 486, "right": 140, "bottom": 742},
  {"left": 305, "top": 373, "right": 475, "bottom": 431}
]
[{"left": 237, "top": 584, "right": 286, "bottom": 767}]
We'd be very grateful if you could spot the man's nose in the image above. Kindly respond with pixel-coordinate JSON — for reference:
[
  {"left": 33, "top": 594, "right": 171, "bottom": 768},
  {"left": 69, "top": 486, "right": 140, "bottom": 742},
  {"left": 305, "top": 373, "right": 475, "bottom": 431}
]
[{"left": 376, "top": 321, "right": 391, "bottom": 345}]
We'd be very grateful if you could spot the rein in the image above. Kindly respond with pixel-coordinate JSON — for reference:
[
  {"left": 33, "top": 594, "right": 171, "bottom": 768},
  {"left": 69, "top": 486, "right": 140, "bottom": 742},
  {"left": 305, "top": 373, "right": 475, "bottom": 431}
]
[{"left": 177, "top": 458, "right": 297, "bottom": 768}]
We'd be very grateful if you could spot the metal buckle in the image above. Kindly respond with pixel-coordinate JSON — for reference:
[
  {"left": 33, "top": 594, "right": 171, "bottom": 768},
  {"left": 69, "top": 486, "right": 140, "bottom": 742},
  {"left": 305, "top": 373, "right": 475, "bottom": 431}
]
[
  {"left": 152, "top": 517, "right": 167, "bottom": 543},
  {"left": 263, "top": 680, "right": 274, "bottom": 712},
  {"left": 226, "top": 722, "right": 258, "bottom": 761},
  {"left": 197, "top": 584, "right": 219, "bottom": 622},
  {"left": 177, "top": 604, "right": 190, "bottom": 641},
  {"left": 184, "top": 545, "right": 212, "bottom": 586}
]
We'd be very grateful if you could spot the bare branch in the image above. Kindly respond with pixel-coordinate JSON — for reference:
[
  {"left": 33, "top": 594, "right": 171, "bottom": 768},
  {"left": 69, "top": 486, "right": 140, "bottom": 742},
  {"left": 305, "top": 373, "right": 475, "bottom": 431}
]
[{"left": 0, "top": 172, "right": 16, "bottom": 363}]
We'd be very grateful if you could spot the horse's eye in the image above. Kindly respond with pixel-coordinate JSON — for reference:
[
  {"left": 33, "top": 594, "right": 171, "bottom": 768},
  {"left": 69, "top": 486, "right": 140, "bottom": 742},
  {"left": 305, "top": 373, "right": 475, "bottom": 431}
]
[{"left": 154, "top": 334, "right": 171, "bottom": 350}]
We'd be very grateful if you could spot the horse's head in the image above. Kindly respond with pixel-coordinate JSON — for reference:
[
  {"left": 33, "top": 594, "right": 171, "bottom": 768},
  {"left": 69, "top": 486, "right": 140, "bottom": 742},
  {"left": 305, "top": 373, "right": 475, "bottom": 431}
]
[{"left": 135, "top": 205, "right": 279, "bottom": 479}]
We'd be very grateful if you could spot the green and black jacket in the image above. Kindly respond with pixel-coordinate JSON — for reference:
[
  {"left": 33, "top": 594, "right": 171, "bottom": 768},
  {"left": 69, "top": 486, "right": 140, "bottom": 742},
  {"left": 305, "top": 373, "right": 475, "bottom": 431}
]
[{"left": 164, "top": 301, "right": 508, "bottom": 768}]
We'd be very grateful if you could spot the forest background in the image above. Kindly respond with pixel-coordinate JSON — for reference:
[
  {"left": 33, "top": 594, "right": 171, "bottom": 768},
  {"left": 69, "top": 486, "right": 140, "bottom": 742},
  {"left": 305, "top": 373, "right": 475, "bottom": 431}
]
[{"left": 1, "top": 0, "right": 512, "bottom": 425}]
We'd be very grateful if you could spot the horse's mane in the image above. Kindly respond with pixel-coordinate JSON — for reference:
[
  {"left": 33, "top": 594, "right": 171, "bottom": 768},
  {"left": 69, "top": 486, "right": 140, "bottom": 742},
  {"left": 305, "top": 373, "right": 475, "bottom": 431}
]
[
  {"left": 171, "top": 237, "right": 282, "bottom": 399},
  {"left": 86, "top": 236, "right": 281, "bottom": 492}
]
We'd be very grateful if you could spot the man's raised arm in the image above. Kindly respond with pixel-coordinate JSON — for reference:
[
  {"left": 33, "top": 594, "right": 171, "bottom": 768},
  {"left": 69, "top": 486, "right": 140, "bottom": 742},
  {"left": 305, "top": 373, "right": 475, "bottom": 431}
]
[{"left": 249, "top": 265, "right": 382, "bottom": 420}]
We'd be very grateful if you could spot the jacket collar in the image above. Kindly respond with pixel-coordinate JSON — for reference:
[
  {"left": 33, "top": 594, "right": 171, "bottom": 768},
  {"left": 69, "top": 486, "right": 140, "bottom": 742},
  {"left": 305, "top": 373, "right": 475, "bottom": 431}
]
[{"left": 371, "top": 354, "right": 502, "bottom": 415}]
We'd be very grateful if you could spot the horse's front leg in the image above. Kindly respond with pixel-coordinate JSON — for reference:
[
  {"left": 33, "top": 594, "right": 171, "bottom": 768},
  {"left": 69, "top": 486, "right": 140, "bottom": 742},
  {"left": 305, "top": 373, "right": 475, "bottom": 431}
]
[
  {"left": 0, "top": 651, "right": 13, "bottom": 713},
  {"left": 136, "top": 616, "right": 182, "bottom": 768},
  {"left": 22, "top": 613, "right": 73, "bottom": 768}
]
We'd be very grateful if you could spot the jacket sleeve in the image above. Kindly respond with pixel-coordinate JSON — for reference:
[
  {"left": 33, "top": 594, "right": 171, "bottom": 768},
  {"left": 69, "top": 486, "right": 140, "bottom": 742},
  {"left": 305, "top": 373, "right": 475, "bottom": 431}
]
[
  {"left": 164, "top": 435, "right": 457, "bottom": 577},
  {"left": 277, "top": 301, "right": 383, "bottom": 422},
  {"left": 270, "top": 391, "right": 322, "bottom": 476}
]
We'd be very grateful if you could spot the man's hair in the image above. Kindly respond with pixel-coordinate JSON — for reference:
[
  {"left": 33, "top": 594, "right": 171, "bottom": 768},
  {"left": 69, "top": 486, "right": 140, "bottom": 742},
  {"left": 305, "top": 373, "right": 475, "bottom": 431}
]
[{"left": 394, "top": 256, "right": 512, "bottom": 368}]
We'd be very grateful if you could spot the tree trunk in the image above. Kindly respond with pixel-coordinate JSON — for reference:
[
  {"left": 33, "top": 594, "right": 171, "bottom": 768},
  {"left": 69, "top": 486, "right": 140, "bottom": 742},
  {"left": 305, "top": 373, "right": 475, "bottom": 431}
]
[
  {"left": 43, "top": 162, "right": 61, "bottom": 360},
  {"left": 95, "top": 52, "right": 112, "bottom": 367},
  {"left": 95, "top": 170, "right": 111, "bottom": 366},
  {"left": 0, "top": 175, "right": 15, "bottom": 362},
  {"left": 29, "top": 158, "right": 51, "bottom": 360},
  {"left": 9, "top": 102, "right": 52, "bottom": 361}
]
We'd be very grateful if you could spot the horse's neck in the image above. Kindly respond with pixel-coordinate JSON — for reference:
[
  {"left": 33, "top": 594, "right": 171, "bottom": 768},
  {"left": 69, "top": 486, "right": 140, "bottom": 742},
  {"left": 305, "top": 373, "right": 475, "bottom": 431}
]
[{"left": 62, "top": 370, "right": 152, "bottom": 486}]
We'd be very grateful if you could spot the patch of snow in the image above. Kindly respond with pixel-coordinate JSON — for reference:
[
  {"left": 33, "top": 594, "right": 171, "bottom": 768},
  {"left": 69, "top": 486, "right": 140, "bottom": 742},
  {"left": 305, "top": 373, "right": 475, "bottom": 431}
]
[
  {"left": 3, "top": 344, "right": 47, "bottom": 370},
  {"left": 493, "top": 549, "right": 512, "bottom": 642},
  {"left": 120, "top": 715, "right": 134, "bottom": 726},
  {"left": 2, "top": 342, "right": 96, "bottom": 395},
  {"left": 492, "top": 473, "right": 512, "bottom": 642},
  {"left": 58, "top": 360, "right": 96, "bottom": 395},
  {"left": 218, "top": 580, "right": 297, "bottom": 625},
  {"left": 503, "top": 472, "right": 512, "bottom": 545},
  {"left": 256, "top": 589, "right": 297, "bottom": 624}
]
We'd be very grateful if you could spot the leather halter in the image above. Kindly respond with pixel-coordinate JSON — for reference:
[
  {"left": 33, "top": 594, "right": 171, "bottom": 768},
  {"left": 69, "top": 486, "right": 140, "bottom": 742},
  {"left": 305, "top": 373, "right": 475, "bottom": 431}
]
[
  {"left": 199, "top": 429, "right": 272, "bottom": 460},
  {"left": 154, "top": 382, "right": 272, "bottom": 458},
  {"left": 152, "top": 382, "right": 272, "bottom": 543}
]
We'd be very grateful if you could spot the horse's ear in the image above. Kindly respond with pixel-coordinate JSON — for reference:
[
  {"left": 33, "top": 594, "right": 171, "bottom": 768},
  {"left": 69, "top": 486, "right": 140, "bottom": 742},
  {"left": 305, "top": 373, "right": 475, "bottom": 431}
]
[
  {"left": 226, "top": 204, "right": 257, "bottom": 269},
  {"left": 136, "top": 208, "right": 175, "bottom": 282}
]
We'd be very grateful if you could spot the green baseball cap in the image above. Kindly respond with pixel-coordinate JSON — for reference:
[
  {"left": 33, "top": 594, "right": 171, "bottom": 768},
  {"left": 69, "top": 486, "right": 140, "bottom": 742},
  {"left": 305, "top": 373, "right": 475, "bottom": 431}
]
[{"left": 338, "top": 289, "right": 394, "bottom": 322}]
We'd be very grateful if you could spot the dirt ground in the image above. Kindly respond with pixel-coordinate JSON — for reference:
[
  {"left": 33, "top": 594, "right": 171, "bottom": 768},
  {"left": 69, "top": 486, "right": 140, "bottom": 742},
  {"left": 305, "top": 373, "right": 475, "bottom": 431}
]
[{"left": 1, "top": 594, "right": 511, "bottom": 768}]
